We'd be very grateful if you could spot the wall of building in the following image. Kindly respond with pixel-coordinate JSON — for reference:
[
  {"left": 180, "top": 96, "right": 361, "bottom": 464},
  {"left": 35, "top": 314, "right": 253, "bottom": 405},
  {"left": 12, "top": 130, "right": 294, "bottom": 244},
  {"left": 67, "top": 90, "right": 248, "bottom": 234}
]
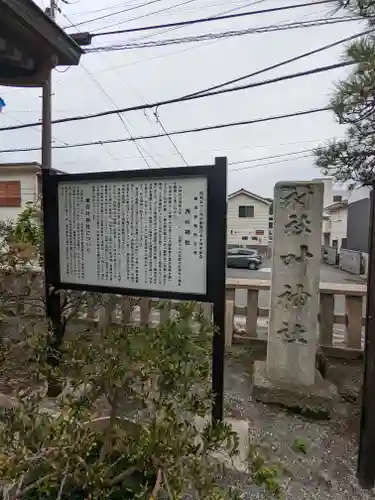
[
  {"left": 347, "top": 197, "right": 370, "bottom": 254},
  {"left": 227, "top": 193, "right": 270, "bottom": 247},
  {"left": 0, "top": 172, "right": 37, "bottom": 222},
  {"left": 329, "top": 207, "right": 348, "bottom": 249},
  {"left": 348, "top": 186, "right": 371, "bottom": 203}
]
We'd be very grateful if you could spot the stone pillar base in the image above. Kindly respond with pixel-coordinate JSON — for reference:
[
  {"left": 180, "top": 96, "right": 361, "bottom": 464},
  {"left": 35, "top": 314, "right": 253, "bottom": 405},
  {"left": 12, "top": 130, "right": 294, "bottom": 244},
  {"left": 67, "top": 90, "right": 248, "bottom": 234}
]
[{"left": 253, "top": 361, "right": 338, "bottom": 419}]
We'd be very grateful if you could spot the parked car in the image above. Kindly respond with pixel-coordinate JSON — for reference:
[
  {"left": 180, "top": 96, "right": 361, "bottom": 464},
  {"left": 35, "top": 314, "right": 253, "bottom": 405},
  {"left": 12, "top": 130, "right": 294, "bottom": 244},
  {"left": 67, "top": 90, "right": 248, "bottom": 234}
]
[
  {"left": 228, "top": 247, "right": 262, "bottom": 262},
  {"left": 227, "top": 248, "right": 262, "bottom": 270}
]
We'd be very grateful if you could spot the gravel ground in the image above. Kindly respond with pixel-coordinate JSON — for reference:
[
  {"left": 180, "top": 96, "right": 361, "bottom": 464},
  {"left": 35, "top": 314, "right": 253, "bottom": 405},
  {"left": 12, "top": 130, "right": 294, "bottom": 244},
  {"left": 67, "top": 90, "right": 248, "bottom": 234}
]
[{"left": 223, "top": 346, "right": 375, "bottom": 500}]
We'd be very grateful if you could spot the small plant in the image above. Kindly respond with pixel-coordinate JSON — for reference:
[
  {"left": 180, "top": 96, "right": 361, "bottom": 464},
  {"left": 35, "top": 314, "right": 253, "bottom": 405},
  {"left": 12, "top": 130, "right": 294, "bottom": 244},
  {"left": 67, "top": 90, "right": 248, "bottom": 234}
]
[
  {"left": 248, "top": 443, "right": 283, "bottom": 498},
  {"left": 292, "top": 437, "right": 308, "bottom": 455},
  {"left": 253, "top": 465, "right": 283, "bottom": 498}
]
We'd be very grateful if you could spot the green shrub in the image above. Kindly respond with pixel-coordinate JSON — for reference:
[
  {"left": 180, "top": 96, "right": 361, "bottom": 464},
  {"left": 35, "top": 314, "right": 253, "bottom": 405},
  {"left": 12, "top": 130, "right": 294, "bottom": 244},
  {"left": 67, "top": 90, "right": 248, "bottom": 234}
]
[{"left": 0, "top": 302, "right": 239, "bottom": 499}]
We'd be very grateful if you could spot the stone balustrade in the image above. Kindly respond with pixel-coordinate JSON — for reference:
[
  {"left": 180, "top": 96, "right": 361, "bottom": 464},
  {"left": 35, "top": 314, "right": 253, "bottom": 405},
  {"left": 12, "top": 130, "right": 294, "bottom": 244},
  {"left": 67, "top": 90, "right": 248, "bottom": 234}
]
[
  {"left": 225, "top": 278, "right": 367, "bottom": 357},
  {"left": 0, "top": 271, "right": 367, "bottom": 357}
]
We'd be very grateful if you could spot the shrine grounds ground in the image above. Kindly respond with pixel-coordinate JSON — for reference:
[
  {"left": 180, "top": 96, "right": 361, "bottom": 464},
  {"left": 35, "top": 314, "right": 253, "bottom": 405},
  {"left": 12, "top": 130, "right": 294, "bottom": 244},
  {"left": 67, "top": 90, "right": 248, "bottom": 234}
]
[{"left": 227, "top": 261, "right": 366, "bottom": 318}]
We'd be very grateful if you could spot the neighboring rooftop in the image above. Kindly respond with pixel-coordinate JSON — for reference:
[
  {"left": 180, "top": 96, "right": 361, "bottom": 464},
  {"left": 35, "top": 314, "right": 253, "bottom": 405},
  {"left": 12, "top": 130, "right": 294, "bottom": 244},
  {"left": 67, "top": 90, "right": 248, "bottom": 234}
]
[
  {"left": 325, "top": 200, "right": 349, "bottom": 212},
  {"left": 0, "top": 162, "right": 64, "bottom": 174},
  {"left": 228, "top": 189, "right": 272, "bottom": 205}
]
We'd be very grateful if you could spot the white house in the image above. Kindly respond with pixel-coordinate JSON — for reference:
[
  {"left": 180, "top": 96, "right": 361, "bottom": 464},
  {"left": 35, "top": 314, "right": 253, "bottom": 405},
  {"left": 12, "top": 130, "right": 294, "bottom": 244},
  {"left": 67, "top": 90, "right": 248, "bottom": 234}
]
[
  {"left": 0, "top": 162, "right": 62, "bottom": 223},
  {"left": 227, "top": 189, "right": 272, "bottom": 250},
  {"left": 324, "top": 199, "right": 348, "bottom": 249},
  {"left": 314, "top": 177, "right": 349, "bottom": 249}
]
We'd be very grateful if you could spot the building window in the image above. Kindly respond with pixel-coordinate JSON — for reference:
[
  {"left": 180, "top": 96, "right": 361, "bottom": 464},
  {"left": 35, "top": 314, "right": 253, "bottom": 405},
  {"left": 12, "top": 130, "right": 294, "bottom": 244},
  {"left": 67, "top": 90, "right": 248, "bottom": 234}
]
[
  {"left": 238, "top": 205, "right": 254, "bottom": 218},
  {"left": 252, "top": 236, "right": 258, "bottom": 241},
  {"left": 333, "top": 195, "right": 342, "bottom": 202},
  {"left": 269, "top": 221, "right": 273, "bottom": 229},
  {"left": 241, "top": 236, "right": 248, "bottom": 241},
  {"left": 255, "top": 229, "right": 264, "bottom": 235},
  {"left": 0, "top": 181, "right": 21, "bottom": 207}
]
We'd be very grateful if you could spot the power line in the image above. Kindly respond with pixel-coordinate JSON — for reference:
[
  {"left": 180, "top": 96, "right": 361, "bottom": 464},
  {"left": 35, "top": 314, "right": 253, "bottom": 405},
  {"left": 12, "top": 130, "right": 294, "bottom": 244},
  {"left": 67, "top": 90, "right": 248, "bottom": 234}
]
[
  {"left": 153, "top": 111, "right": 188, "bottom": 165},
  {"left": 69, "top": 0, "right": 336, "bottom": 31},
  {"left": 51, "top": 136, "right": 341, "bottom": 164},
  {"left": 98, "top": 0, "right": 327, "bottom": 71},
  {"left": 63, "top": 8, "right": 185, "bottom": 168},
  {"left": 0, "top": 107, "right": 331, "bottom": 154},
  {"left": 65, "top": 1, "right": 140, "bottom": 17},
  {"left": 229, "top": 153, "right": 314, "bottom": 172},
  {"left": 229, "top": 147, "right": 315, "bottom": 165},
  {"left": 0, "top": 61, "right": 353, "bottom": 132},
  {"left": 113, "top": 0, "right": 258, "bottom": 45},
  {"left": 63, "top": 0, "right": 165, "bottom": 29},
  {"left": 86, "top": 16, "right": 363, "bottom": 52},
  {"left": 79, "top": 64, "right": 157, "bottom": 169},
  {"left": 91, "top": 0, "right": 201, "bottom": 35},
  {"left": 90, "top": 1, "right": 346, "bottom": 37},
  {"left": 58, "top": 9, "right": 162, "bottom": 169},
  {"left": 0, "top": 111, "right": 69, "bottom": 147},
  {"left": 109, "top": 63, "right": 189, "bottom": 166},
  {"left": 110, "top": 0, "right": 266, "bottom": 66},
  {"left": 182, "top": 26, "right": 374, "bottom": 99}
]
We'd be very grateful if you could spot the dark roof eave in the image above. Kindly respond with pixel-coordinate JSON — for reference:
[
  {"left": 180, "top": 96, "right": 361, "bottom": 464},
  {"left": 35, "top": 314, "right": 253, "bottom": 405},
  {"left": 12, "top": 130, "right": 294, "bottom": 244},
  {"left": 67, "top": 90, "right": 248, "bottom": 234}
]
[
  {"left": 0, "top": 0, "right": 83, "bottom": 67},
  {"left": 325, "top": 201, "right": 348, "bottom": 211}
]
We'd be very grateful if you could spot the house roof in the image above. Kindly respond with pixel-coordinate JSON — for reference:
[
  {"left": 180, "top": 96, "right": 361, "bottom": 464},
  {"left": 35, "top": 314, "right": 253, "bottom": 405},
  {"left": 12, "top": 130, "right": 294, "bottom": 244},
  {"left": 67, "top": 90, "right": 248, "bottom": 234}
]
[
  {"left": 0, "top": 162, "right": 64, "bottom": 174},
  {"left": 228, "top": 188, "right": 271, "bottom": 205},
  {"left": 325, "top": 200, "right": 348, "bottom": 212}
]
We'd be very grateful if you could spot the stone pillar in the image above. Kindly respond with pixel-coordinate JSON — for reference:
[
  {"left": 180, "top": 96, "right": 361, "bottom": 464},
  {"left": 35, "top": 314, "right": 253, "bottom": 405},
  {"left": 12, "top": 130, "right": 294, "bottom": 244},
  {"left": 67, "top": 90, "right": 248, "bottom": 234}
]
[
  {"left": 267, "top": 181, "right": 323, "bottom": 385},
  {"left": 253, "top": 181, "right": 338, "bottom": 417}
]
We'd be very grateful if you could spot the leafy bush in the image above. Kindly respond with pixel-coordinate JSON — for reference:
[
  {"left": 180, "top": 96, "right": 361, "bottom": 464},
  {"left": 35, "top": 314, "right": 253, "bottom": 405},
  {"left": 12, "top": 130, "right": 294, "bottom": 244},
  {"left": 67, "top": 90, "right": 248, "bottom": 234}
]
[
  {"left": 0, "top": 201, "right": 42, "bottom": 269},
  {"left": 0, "top": 302, "right": 240, "bottom": 499}
]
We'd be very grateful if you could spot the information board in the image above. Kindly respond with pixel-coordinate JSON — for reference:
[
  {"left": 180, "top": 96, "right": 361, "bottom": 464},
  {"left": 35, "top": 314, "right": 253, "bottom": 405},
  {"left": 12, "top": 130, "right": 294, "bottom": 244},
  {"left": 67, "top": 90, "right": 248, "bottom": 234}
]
[
  {"left": 57, "top": 177, "right": 207, "bottom": 295},
  {"left": 42, "top": 159, "right": 227, "bottom": 420}
]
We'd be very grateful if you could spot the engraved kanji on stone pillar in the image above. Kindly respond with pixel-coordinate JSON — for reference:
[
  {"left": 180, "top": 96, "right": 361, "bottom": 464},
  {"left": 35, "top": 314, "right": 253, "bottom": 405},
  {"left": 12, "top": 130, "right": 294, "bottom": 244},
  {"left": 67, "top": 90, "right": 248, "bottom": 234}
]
[{"left": 266, "top": 181, "right": 323, "bottom": 386}]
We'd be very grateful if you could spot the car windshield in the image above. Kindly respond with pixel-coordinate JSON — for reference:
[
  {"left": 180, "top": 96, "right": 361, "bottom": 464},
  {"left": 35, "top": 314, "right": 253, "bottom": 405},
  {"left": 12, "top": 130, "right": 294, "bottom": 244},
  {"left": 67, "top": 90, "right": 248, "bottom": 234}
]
[
  {"left": 239, "top": 249, "right": 256, "bottom": 255},
  {"left": 227, "top": 248, "right": 260, "bottom": 257}
]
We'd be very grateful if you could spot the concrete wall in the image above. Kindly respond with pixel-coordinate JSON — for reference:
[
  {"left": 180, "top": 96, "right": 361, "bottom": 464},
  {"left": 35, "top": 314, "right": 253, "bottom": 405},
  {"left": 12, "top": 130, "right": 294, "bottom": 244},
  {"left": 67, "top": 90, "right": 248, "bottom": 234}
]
[
  {"left": 349, "top": 186, "right": 371, "bottom": 203},
  {"left": 313, "top": 177, "right": 333, "bottom": 208},
  {"left": 227, "top": 193, "right": 270, "bottom": 247},
  {"left": 347, "top": 197, "right": 370, "bottom": 254},
  {"left": 0, "top": 171, "right": 37, "bottom": 223},
  {"left": 339, "top": 248, "right": 362, "bottom": 275},
  {"left": 325, "top": 247, "right": 338, "bottom": 265}
]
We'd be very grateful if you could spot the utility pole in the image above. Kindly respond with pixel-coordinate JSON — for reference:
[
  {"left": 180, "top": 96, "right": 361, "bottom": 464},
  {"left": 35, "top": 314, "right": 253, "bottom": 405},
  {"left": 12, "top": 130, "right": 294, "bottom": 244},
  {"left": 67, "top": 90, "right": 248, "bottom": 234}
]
[
  {"left": 42, "top": 0, "right": 63, "bottom": 395},
  {"left": 42, "top": 0, "right": 55, "bottom": 171}
]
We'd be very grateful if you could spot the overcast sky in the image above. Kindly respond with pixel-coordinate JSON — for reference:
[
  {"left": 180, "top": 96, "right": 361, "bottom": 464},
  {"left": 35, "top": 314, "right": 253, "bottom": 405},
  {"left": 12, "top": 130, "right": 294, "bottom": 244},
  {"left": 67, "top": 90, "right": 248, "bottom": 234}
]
[{"left": 0, "top": 0, "right": 365, "bottom": 197}]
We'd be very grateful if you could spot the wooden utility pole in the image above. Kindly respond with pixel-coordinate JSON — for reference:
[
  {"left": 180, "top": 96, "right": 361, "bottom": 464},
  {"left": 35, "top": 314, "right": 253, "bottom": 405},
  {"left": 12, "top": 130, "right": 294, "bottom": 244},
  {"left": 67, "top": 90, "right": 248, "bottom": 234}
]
[
  {"left": 42, "top": 0, "right": 63, "bottom": 393},
  {"left": 358, "top": 187, "right": 375, "bottom": 489},
  {"left": 41, "top": 0, "right": 55, "bottom": 171}
]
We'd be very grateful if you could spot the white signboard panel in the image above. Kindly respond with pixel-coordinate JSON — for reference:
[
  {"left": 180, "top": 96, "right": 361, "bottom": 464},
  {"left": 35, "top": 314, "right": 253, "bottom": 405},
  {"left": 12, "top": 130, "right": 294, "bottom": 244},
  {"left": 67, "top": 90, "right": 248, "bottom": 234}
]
[{"left": 57, "top": 177, "right": 208, "bottom": 295}]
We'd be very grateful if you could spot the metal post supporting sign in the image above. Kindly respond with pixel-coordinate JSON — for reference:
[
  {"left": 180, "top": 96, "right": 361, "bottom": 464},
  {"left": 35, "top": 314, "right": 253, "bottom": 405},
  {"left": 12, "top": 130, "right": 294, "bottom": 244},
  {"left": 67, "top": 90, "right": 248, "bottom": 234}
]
[{"left": 42, "top": 158, "right": 227, "bottom": 421}]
